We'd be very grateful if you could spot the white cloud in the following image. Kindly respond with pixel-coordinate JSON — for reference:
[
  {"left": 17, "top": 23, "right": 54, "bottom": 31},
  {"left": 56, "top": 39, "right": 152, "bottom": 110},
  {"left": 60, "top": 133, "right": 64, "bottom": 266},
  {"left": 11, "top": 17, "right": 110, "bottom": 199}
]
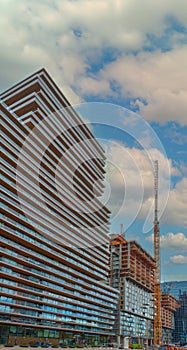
[
  {"left": 170, "top": 255, "right": 187, "bottom": 264},
  {"left": 0, "top": 0, "right": 84, "bottom": 104},
  {"left": 180, "top": 163, "right": 187, "bottom": 176},
  {"left": 161, "top": 232, "right": 187, "bottom": 251},
  {"left": 79, "top": 77, "right": 111, "bottom": 97},
  {"left": 162, "top": 177, "right": 187, "bottom": 227},
  {"left": 147, "top": 232, "right": 187, "bottom": 252},
  {"left": 90, "top": 47, "right": 187, "bottom": 125},
  {"left": 165, "top": 125, "right": 187, "bottom": 145},
  {"left": 100, "top": 141, "right": 181, "bottom": 230},
  {"left": 1, "top": 0, "right": 187, "bottom": 124},
  {"left": 98, "top": 139, "right": 187, "bottom": 230}
]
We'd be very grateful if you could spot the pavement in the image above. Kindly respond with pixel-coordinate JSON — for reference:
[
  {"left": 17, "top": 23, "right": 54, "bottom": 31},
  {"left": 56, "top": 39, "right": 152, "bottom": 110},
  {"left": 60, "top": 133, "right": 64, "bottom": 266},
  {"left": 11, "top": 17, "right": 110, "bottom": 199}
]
[{"left": 0, "top": 347, "right": 118, "bottom": 350}]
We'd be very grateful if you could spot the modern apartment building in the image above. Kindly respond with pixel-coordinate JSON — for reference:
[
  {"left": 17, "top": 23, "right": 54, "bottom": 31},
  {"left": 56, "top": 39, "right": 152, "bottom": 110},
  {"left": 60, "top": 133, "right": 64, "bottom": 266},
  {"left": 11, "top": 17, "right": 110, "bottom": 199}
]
[
  {"left": 0, "top": 69, "right": 118, "bottom": 345},
  {"left": 109, "top": 234, "right": 155, "bottom": 347},
  {"left": 161, "top": 293, "right": 179, "bottom": 344},
  {"left": 174, "top": 292, "right": 187, "bottom": 345},
  {"left": 161, "top": 281, "right": 187, "bottom": 299},
  {"left": 161, "top": 281, "right": 187, "bottom": 344}
]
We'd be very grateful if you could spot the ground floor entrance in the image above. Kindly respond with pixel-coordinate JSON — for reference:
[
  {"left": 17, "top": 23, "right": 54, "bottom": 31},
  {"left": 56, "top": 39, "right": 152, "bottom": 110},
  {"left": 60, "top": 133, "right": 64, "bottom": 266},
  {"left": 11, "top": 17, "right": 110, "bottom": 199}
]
[{"left": 0, "top": 325, "right": 110, "bottom": 346}]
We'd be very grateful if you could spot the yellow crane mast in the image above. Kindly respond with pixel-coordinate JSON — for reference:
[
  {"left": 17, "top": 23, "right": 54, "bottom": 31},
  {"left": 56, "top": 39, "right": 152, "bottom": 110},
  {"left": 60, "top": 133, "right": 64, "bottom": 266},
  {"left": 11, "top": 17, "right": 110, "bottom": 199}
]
[{"left": 153, "top": 160, "right": 162, "bottom": 345}]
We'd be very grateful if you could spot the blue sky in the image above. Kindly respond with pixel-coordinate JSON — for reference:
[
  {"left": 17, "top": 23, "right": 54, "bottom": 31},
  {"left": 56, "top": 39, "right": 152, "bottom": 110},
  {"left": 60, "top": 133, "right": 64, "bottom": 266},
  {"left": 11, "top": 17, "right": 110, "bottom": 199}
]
[{"left": 0, "top": 0, "right": 187, "bottom": 281}]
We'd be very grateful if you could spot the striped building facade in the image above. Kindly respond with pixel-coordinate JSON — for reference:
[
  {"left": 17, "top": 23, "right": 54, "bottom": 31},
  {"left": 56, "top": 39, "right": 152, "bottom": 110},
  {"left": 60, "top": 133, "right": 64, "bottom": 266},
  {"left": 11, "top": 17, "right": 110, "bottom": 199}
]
[{"left": 0, "top": 69, "right": 118, "bottom": 345}]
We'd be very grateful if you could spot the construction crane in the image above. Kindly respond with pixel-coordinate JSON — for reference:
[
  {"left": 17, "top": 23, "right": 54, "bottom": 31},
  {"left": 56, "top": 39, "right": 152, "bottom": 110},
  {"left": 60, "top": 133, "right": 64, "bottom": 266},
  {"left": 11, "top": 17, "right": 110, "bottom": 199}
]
[
  {"left": 153, "top": 160, "right": 162, "bottom": 345},
  {"left": 120, "top": 223, "right": 125, "bottom": 238}
]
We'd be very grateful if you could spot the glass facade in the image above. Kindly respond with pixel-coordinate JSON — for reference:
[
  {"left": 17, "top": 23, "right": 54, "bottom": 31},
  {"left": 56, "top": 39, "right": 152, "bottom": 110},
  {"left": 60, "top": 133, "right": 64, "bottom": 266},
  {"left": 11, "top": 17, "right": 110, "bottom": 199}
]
[
  {"left": 161, "top": 281, "right": 187, "bottom": 299},
  {"left": 174, "top": 292, "right": 187, "bottom": 345},
  {"left": 119, "top": 279, "right": 154, "bottom": 341},
  {"left": 0, "top": 69, "right": 118, "bottom": 345}
]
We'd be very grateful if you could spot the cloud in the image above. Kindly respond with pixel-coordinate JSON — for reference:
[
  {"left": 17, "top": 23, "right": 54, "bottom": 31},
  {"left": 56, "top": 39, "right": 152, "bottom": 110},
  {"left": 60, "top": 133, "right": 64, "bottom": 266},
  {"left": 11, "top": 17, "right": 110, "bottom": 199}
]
[
  {"left": 98, "top": 139, "right": 187, "bottom": 230},
  {"left": 161, "top": 232, "right": 187, "bottom": 251},
  {"left": 147, "top": 232, "right": 187, "bottom": 252},
  {"left": 180, "top": 163, "right": 187, "bottom": 176},
  {"left": 162, "top": 177, "right": 187, "bottom": 227},
  {"left": 170, "top": 255, "right": 187, "bottom": 264},
  {"left": 100, "top": 140, "right": 181, "bottom": 229},
  {"left": 79, "top": 77, "right": 111, "bottom": 97},
  {"left": 164, "top": 124, "right": 187, "bottom": 145},
  {"left": 0, "top": 0, "right": 84, "bottom": 104},
  {"left": 1, "top": 0, "right": 187, "bottom": 124},
  {"left": 88, "top": 47, "right": 187, "bottom": 125}
]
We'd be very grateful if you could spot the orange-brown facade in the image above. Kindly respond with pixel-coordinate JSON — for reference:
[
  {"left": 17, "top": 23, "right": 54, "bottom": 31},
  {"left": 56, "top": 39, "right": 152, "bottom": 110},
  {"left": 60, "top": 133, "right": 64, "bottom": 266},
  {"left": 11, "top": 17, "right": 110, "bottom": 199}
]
[
  {"left": 161, "top": 293, "right": 179, "bottom": 344},
  {"left": 110, "top": 235, "right": 155, "bottom": 292}
]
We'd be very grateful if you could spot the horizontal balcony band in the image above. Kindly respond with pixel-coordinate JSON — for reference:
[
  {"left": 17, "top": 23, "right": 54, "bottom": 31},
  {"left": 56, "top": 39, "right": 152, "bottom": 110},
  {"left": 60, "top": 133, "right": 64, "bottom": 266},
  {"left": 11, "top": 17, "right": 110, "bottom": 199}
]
[
  {"left": 0, "top": 240, "right": 113, "bottom": 297},
  {"left": 0, "top": 273, "right": 115, "bottom": 309},
  {"left": 0, "top": 291, "right": 114, "bottom": 320},
  {"left": 0, "top": 301, "right": 113, "bottom": 326},
  {"left": 0, "top": 283, "right": 114, "bottom": 315},
  {"left": 1, "top": 218, "right": 107, "bottom": 280},
  {"left": 2, "top": 150, "right": 110, "bottom": 230},
  {"left": 0, "top": 260, "right": 115, "bottom": 303},
  {"left": 1, "top": 226, "right": 109, "bottom": 284},
  {"left": 2, "top": 201, "right": 109, "bottom": 256},
  {"left": 0, "top": 205, "right": 109, "bottom": 268},
  {"left": 1, "top": 196, "right": 108, "bottom": 273},
  {"left": 0, "top": 319, "right": 114, "bottom": 335}
]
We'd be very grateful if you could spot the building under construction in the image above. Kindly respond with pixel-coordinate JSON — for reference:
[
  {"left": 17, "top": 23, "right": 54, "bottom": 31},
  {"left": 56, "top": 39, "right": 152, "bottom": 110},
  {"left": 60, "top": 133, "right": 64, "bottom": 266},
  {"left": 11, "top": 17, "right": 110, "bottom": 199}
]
[
  {"left": 109, "top": 234, "right": 155, "bottom": 346},
  {"left": 161, "top": 293, "right": 179, "bottom": 344},
  {"left": 161, "top": 282, "right": 187, "bottom": 345}
]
